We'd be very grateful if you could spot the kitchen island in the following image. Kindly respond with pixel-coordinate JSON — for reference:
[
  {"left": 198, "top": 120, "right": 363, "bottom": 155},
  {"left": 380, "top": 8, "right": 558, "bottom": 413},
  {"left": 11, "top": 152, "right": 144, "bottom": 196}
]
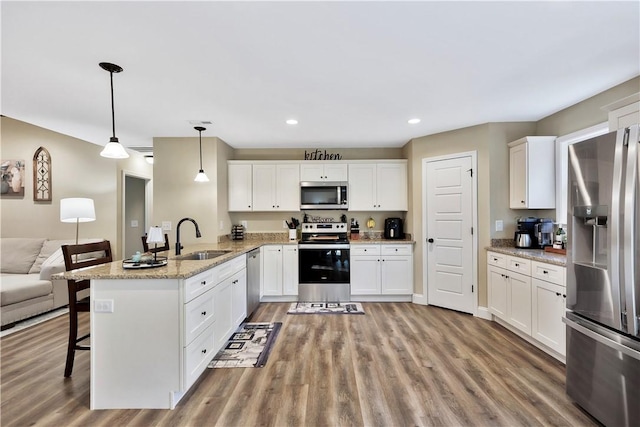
[{"left": 56, "top": 238, "right": 294, "bottom": 410}]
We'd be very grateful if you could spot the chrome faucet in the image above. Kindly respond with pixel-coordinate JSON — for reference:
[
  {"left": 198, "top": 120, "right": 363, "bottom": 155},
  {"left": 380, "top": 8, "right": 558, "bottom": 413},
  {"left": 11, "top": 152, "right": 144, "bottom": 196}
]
[{"left": 176, "top": 217, "right": 202, "bottom": 255}]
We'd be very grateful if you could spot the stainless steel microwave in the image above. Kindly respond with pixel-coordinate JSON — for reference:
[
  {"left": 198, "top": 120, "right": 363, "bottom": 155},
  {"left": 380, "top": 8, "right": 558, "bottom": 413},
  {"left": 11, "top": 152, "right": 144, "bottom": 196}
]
[{"left": 300, "top": 181, "right": 348, "bottom": 210}]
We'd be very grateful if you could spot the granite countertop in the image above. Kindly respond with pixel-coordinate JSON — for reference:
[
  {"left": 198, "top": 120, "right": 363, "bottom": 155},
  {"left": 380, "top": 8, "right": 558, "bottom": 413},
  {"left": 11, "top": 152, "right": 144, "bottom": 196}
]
[
  {"left": 486, "top": 246, "right": 566, "bottom": 266},
  {"left": 55, "top": 238, "right": 297, "bottom": 281}
]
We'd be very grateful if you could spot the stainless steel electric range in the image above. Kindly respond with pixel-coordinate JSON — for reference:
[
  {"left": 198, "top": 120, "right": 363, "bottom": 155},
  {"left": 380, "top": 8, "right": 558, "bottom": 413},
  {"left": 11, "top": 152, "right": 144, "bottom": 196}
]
[{"left": 298, "top": 222, "right": 350, "bottom": 302}]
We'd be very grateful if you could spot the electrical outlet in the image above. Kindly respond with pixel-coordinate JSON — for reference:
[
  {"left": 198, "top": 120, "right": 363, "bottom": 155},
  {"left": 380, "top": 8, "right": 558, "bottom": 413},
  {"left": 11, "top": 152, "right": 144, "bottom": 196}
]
[
  {"left": 241, "top": 220, "right": 248, "bottom": 229},
  {"left": 162, "top": 221, "right": 172, "bottom": 231},
  {"left": 94, "top": 299, "right": 114, "bottom": 313},
  {"left": 219, "top": 220, "right": 224, "bottom": 230},
  {"left": 130, "top": 220, "right": 138, "bottom": 228},
  {"left": 495, "top": 220, "right": 503, "bottom": 232}
]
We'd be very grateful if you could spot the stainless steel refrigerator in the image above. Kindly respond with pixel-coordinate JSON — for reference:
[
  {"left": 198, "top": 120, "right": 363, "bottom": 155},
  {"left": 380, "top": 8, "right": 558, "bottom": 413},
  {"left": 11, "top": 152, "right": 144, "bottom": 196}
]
[{"left": 564, "top": 124, "right": 640, "bottom": 427}]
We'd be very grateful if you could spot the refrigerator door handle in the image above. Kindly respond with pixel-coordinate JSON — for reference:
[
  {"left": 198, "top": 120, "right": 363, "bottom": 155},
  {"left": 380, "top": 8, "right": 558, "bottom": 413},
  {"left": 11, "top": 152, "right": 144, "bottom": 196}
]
[
  {"left": 623, "top": 125, "right": 639, "bottom": 336},
  {"left": 563, "top": 316, "right": 640, "bottom": 361},
  {"left": 610, "top": 128, "right": 626, "bottom": 326}
]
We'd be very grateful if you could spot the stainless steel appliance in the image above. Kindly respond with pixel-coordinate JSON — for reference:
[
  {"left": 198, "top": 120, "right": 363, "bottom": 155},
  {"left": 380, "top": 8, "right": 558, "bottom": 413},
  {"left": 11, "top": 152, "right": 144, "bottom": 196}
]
[
  {"left": 298, "top": 222, "right": 350, "bottom": 301},
  {"left": 300, "top": 181, "right": 348, "bottom": 210},
  {"left": 534, "top": 218, "right": 554, "bottom": 248},
  {"left": 514, "top": 217, "right": 536, "bottom": 248},
  {"left": 564, "top": 124, "right": 640, "bottom": 427},
  {"left": 246, "top": 248, "right": 261, "bottom": 317},
  {"left": 384, "top": 217, "right": 404, "bottom": 239}
]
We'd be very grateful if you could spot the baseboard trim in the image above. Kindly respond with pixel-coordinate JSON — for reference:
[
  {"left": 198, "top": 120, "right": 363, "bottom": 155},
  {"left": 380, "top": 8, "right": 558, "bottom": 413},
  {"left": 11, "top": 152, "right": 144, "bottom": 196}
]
[
  {"left": 412, "top": 293, "right": 428, "bottom": 305},
  {"left": 475, "top": 306, "right": 492, "bottom": 320}
]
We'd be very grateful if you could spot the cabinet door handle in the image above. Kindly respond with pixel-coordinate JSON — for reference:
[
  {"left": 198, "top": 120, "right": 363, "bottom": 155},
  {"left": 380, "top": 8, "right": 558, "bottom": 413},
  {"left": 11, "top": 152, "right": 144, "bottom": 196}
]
[
  {"left": 200, "top": 280, "right": 207, "bottom": 286},
  {"left": 514, "top": 263, "right": 519, "bottom": 267},
  {"left": 563, "top": 294, "right": 566, "bottom": 298},
  {"left": 201, "top": 311, "right": 207, "bottom": 316},
  {"left": 428, "top": 238, "right": 434, "bottom": 243},
  {"left": 201, "top": 349, "right": 207, "bottom": 354},
  {"left": 395, "top": 248, "right": 398, "bottom": 252},
  {"left": 543, "top": 270, "right": 549, "bottom": 274},
  {"left": 555, "top": 292, "right": 561, "bottom": 296},
  {"left": 233, "top": 279, "right": 238, "bottom": 284}
]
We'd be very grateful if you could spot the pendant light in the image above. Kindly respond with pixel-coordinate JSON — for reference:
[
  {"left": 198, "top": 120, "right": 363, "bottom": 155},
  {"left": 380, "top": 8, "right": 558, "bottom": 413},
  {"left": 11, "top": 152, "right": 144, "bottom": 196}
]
[
  {"left": 194, "top": 126, "right": 209, "bottom": 182},
  {"left": 99, "top": 62, "right": 129, "bottom": 159}
]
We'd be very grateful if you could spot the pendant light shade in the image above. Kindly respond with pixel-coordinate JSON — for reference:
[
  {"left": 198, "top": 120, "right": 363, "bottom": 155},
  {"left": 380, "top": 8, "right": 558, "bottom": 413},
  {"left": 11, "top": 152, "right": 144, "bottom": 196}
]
[
  {"left": 99, "top": 62, "right": 129, "bottom": 159},
  {"left": 194, "top": 126, "right": 209, "bottom": 182}
]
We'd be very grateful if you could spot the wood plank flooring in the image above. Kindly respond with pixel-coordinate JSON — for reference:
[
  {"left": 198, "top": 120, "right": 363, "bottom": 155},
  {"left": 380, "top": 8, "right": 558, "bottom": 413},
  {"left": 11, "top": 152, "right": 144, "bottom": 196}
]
[{"left": 0, "top": 303, "right": 598, "bottom": 426}]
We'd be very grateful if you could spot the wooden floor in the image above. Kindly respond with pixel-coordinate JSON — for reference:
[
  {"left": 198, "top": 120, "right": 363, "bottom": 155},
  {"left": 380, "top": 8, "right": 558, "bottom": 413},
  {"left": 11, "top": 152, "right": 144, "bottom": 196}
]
[{"left": 0, "top": 303, "right": 598, "bottom": 427}]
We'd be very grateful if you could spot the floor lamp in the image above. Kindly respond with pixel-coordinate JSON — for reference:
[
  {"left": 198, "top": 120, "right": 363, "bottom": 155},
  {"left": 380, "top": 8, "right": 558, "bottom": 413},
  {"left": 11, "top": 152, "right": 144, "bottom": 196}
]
[{"left": 60, "top": 198, "right": 96, "bottom": 245}]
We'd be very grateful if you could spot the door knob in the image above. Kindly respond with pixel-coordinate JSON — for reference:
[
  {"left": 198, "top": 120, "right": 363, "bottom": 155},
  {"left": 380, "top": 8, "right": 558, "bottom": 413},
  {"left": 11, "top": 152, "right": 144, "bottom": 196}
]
[{"left": 428, "top": 238, "right": 434, "bottom": 243}]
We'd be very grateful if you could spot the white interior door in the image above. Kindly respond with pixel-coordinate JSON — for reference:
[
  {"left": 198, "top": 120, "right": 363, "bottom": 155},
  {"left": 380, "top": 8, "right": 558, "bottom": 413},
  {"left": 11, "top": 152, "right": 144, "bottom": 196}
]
[{"left": 425, "top": 154, "right": 475, "bottom": 314}]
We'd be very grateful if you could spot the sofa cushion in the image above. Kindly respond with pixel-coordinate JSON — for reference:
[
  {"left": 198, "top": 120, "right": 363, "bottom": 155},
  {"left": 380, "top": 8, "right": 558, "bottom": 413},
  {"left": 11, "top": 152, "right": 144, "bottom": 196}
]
[
  {"left": 0, "top": 274, "right": 53, "bottom": 305},
  {"left": 28, "top": 239, "right": 77, "bottom": 274},
  {"left": 0, "top": 238, "right": 45, "bottom": 274}
]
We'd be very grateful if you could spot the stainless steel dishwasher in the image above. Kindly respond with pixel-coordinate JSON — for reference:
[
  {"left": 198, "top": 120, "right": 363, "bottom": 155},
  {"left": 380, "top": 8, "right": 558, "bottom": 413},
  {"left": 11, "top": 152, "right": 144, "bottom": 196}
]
[{"left": 246, "top": 248, "right": 261, "bottom": 317}]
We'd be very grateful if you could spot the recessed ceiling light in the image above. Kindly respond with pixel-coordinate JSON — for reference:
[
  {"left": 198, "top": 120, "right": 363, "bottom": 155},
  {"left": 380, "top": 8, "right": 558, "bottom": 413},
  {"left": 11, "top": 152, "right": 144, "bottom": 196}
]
[
  {"left": 286, "top": 119, "right": 298, "bottom": 125},
  {"left": 408, "top": 118, "right": 421, "bottom": 124}
]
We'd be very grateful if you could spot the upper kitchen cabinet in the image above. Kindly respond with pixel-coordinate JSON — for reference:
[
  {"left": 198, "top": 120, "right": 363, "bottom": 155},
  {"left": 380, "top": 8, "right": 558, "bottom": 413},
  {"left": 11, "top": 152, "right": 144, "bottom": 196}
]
[
  {"left": 228, "top": 163, "right": 253, "bottom": 211},
  {"left": 300, "top": 163, "right": 348, "bottom": 182},
  {"left": 252, "top": 163, "right": 300, "bottom": 211},
  {"left": 348, "top": 160, "right": 408, "bottom": 211},
  {"left": 602, "top": 92, "right": 639, "bottom": 131},
  {"left": 508, "top": 136, "right": 556, "bottom": 209}
]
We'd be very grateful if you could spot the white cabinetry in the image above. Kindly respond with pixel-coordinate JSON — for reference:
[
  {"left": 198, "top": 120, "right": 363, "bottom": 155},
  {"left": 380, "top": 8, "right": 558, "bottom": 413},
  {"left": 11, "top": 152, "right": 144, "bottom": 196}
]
[
  {"left": 351, "top": 244, "right": 413, "bottom": 297},
  {"left": 487, "top": 251, "right": 566, "bottom": 359},
  {"left": 487, "top": 252, "right": 532, "bottom": 334},
  {"left": 300, "top": 163, "right": 348, "bottom": 181},
  {"left": 91, "top": 254, "right": 247, "bottom": 409},
  {"left": 348, "top": 161, "right": 408, "bottom": 211},
  {"left": 252, "top": 164, "right": 300, "bottom": 211},
  {"left": 228, "top": 163, "right": 253, "bottom": 211},
  {"left": 228, "top": 161, "right": 300, "bottom": 212},
  {"left": 531, "top": 261, "right": 566, "bottom": 354},
  {"left": 261, "top": 245, "right": 298, "bottom": 298},
  {"left": 603, "top": 93, "right": 639, "bottom": 131},
  {"left": 508, "top": 136, "right": 556, "bottom": 209}
]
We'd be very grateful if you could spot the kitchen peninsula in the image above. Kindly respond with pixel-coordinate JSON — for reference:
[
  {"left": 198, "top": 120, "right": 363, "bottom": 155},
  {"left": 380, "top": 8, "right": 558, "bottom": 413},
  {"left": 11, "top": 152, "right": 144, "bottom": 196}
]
[{"left": 56, "top": 239, "right": 294, "bottom": 410}]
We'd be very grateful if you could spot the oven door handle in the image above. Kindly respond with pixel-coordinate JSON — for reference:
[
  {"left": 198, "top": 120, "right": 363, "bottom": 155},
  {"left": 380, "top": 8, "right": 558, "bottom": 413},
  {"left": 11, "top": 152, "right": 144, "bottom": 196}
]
[{"left": 298, "top": 244, "right": 350, "bottom": 250}]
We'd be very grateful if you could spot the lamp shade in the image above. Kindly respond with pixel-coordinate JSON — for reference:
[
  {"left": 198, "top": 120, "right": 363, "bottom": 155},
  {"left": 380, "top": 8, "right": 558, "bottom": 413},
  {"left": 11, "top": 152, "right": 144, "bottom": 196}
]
[
  {"left": 100, "top": 141, "right": 130, "bottom": 159},
  {"left": 194, "top": 170, "right": 210, "bottom": 182},
  {"left": 146, "top": 226, "right": 164, "bottom": 244},
  {"left": 60, "top": 198, "right": 96, "bottom": 223}
]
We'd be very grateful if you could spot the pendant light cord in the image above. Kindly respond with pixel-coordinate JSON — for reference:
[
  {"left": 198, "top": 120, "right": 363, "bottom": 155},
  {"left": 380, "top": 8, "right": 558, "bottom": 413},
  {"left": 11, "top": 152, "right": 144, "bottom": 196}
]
[
  {"left": 199, "top": 129, "right": 204, "bottom": 169},
  {"left": 110, "top": 71, "right": 116, "bottom": 139}
]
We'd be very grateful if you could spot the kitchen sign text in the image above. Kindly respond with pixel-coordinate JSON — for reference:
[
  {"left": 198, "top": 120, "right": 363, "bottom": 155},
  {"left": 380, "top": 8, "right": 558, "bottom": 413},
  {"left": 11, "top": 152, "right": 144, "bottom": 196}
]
[{"left": 304, "top": 149, "right": 343, "bottom": 160}]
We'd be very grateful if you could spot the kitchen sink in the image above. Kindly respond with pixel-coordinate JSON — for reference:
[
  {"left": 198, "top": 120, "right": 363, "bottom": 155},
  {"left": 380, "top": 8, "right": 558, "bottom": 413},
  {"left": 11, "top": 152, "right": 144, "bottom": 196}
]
[{"left": 174, "top": 250, "right": 232, "bottom": 261}]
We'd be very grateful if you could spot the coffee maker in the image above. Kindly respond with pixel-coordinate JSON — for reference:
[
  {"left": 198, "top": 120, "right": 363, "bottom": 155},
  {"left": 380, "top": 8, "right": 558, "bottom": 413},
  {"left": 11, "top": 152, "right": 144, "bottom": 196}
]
[
  {"left": 535, "top": 218, "right": 554, "bottom": 248},
  {"left": 384, "top": 218, "right": 404, "bottom": 239},
  {"left": 514, "top": 217, "right": 536, "bottom": 248}
]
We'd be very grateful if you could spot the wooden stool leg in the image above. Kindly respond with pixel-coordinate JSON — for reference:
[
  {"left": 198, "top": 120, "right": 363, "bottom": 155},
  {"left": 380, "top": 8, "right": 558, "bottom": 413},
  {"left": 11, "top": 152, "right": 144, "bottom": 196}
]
[{"left": 64, "top": 299, "right": 78, "bottom": 377}]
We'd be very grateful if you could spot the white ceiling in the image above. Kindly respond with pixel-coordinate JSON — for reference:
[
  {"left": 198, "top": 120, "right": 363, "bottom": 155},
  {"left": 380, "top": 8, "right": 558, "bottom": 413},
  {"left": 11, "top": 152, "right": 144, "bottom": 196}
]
[{"left": 2, "top": 1, "right": 639, "bottom": 150}]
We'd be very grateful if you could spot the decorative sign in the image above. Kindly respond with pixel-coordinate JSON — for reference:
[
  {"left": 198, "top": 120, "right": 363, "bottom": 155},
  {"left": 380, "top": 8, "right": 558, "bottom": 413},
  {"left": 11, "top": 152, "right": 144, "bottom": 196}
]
[
  {"left": 1, "top": 159, "right": 25, "bottom": 198},
  {"left": 33, "top": 147, "right": 52, "bottom": 202},
  {"left": 304, "top": 149, "right": 342, "bottom": 160}
]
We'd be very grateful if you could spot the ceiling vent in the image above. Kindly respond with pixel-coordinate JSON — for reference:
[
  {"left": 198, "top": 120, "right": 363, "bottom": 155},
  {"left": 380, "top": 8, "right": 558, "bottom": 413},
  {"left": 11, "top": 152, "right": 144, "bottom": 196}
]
[{"left": 188, "top": 120, "right": 213, "bottom": 125}]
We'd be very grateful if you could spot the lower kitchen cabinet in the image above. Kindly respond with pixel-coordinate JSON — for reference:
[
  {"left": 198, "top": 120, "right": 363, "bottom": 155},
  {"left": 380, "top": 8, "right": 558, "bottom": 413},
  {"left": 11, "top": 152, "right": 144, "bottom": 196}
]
[
  {"left": 90, "top": 254, "right": 247, "bottom": 409},
  {"left": 262, "top": 245, "right": 298, "bottom": 298},
  {"left": 351, "top": 244, "right": 413, "bottom": 297},
  {"left": 531, "top": 271, "right": 566, "bottom": 355},
  {"left": 487, "top": 251, "right": 566, "bottom": 360}
]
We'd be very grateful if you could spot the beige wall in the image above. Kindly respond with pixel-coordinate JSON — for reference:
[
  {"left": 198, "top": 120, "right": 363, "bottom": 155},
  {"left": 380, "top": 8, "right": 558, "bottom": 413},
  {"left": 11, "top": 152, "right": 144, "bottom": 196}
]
[
  {"left": 0, "top": 117, "right": 151, "bottom": 259},
  {"left": 153, "top": 136, "right": 230, "bottom": 247},
  {"left": 537, "top": 76, "right": 639, "bottom": 136},
  {"left": 233, "top": 147, "right": 403, "bottom": 161},
  {"left": 405, "top": 122, "right": 540, "bottom": 306}
]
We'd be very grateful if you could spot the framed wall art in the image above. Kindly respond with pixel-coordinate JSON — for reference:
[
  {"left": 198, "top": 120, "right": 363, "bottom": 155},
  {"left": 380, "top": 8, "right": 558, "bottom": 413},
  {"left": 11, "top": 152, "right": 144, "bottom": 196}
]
[
  {"left": 1, "top": 159, "right": 25, "bottom": 198},
  {"left": 33, "top": 147, "right": 52, "bottom": 201}
]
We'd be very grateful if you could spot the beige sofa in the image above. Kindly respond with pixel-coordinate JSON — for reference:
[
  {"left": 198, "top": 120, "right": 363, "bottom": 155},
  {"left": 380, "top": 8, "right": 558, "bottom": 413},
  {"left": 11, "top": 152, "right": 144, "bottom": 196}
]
[{"left": 0, "top": 238, "right": 98, "bottom": 328}]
